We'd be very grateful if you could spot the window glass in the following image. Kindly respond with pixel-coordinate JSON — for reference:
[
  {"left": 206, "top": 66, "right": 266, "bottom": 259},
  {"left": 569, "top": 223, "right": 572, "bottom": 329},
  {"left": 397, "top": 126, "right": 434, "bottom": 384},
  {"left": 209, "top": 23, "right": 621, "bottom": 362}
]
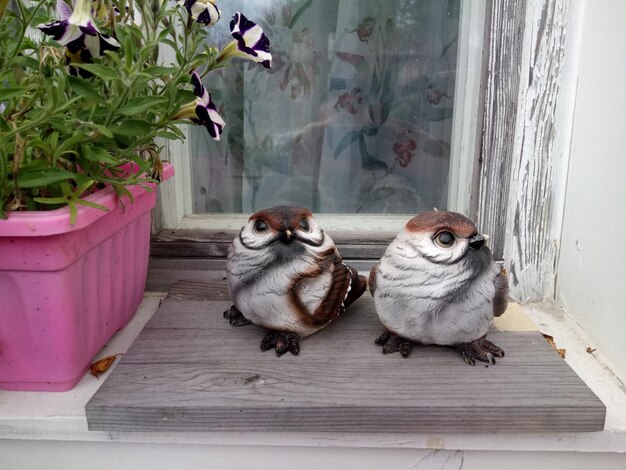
[{"left": 191, "top": 0, "right": 461, "bottom": 214}]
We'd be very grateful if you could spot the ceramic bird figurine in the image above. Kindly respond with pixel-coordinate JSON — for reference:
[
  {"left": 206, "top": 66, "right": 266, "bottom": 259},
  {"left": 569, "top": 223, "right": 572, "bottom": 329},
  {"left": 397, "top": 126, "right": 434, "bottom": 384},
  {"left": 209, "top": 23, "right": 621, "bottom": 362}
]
[
  {"left": 369, "top": 211, "right": 509, "bottom": 365},
  {"left": 225, "top": 206, "right": 367, "bottom": 356}
]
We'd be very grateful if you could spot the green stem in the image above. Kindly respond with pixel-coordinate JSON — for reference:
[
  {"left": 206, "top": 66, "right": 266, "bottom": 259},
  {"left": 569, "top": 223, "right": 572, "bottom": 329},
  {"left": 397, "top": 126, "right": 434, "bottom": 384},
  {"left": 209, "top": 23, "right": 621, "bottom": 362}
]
[
  {"left": 0, "top": 0, "right": 10, "bottom": 20},
  {"left": 1, "top": 97, "right": 84, "bottom": 141},
  {"left": 104, "top": 85, "right": 131, "bottom": 127},
  {"left": 12, "top": 0, "right": 47, "bottom": 58}
]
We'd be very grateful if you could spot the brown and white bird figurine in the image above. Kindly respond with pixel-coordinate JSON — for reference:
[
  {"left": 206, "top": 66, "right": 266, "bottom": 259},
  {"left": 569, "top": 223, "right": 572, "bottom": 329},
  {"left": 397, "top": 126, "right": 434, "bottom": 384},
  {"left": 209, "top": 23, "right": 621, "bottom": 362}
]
[
  {"left": 225, "top": 206, "right": 367, "bottom": 356},
  {"left": 369, "top": 211, "right": 508, "bottom": 365}
]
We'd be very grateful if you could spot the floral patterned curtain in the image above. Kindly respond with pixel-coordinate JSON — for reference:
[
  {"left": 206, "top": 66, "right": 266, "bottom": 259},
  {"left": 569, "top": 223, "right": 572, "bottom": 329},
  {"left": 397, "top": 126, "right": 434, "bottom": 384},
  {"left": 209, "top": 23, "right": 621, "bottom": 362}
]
[{"left": 191, "top": 0, "right": 460, "bottom": 214}]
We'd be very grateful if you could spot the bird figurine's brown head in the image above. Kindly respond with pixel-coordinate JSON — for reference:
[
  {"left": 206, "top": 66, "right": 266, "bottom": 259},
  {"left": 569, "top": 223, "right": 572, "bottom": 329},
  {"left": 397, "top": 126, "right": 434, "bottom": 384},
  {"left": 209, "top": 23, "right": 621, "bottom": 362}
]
[
  {"left": 402, "top": 210, "right": 489, "bottom": 265},
  {"left": 239, "top": 205, "right": 325, "bottom": 250}
]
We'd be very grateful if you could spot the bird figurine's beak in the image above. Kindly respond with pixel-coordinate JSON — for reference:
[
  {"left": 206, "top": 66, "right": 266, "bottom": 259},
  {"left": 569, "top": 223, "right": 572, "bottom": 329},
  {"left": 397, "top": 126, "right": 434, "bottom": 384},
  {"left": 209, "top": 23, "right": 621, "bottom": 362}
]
[
  {"left": 279, "top": 229, "right": 293, "bottom": 244},
  {"left": 469, "top": 233, "right": 486, "bottom": 249}
]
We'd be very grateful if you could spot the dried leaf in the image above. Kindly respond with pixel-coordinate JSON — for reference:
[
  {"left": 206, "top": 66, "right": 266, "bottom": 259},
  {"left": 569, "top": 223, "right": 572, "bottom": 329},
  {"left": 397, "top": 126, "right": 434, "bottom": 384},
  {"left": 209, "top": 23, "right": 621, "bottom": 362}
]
[
  {"left": 90, "top": 354, "right": 119, "bottom": 378},
  {"left": 542, "top": 333, "right": 566, "bottom": 359}
]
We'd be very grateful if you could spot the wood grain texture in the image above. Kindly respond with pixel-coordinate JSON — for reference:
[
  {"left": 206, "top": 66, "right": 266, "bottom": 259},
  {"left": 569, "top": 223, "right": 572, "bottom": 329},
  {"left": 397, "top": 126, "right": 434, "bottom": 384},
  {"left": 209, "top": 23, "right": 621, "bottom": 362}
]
[
  {"left": 503, "top": 0, "right": 572, "bottom": 303},
  {"left": 86, "top": 280, "right": 606, "bottom": 433},
  {"left": 477, "top": 0, "right": 527, "bottom": 259},
  {"left": 150, "top": 229, "right": 394, "bottom": 260},
  {"left": 479, "top": 0, "right": 575, "bottom": 303},
  {"left": 145, "top": 259, "right": 377, "bottom": 292}
]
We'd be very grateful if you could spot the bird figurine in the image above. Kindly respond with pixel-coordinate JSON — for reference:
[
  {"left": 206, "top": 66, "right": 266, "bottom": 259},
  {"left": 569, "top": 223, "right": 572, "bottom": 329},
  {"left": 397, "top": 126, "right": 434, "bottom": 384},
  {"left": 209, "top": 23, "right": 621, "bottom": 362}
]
[
  {"left": 369, "top": 211, "right": 509, "bottom": 365},
  {"left": 225, "top": 205, "right": 367, "bottom": 356}
]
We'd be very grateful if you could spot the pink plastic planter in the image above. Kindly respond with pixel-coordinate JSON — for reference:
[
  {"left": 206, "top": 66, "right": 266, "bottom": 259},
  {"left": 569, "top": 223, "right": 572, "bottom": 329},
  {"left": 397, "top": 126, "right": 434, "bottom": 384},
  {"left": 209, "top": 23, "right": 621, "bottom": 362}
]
[{"left": 0, "top": 164, "right": 173, "bottom": 391}]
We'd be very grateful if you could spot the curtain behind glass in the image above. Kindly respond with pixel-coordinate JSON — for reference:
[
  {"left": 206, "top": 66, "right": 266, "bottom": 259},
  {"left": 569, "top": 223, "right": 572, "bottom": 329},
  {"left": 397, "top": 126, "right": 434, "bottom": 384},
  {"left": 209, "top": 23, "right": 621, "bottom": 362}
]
[{"left": 191, "top": 0, "right": 460, "bottom": 214}]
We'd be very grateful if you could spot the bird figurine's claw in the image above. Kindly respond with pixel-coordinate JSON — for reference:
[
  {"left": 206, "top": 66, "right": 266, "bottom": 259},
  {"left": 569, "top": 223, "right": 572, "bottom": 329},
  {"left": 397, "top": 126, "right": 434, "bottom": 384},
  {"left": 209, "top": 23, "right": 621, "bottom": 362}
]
[
  {"left": 455, "top": 336, "right": 505, "bottom": 366},
  {"left": 223, "top": 305, "right": 253, "bottom": 327},
  {"left": 260, "top": 331, "right": 300, "bottom": 356},
  {"left": 375, "top": 331, "right": 414, "bottom": 358}
]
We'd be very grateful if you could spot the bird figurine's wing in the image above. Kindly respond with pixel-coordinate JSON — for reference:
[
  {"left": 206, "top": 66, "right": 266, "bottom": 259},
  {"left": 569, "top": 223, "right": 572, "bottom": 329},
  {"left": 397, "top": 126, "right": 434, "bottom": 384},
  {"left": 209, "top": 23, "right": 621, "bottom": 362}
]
[
  {"left": 294, "top": 251, "right": 366, "bottom": 326},
  {"left": 493, "top": 267, "right": 509, "bottom": 317},
  {"left": 368, "top": 264, "right": 378, "bottom": 297}
]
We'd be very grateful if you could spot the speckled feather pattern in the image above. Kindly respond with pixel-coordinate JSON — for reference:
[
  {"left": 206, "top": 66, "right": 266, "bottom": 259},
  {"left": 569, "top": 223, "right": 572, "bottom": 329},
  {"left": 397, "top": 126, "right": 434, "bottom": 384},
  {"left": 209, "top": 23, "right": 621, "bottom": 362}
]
[{"left": 372, "top": 223, "right": 507, "bottom": 346}]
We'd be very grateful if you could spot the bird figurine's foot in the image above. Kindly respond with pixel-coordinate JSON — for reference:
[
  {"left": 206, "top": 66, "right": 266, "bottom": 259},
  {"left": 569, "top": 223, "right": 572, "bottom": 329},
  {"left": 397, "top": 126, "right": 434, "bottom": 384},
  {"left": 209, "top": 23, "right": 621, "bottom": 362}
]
[
  {"left": 260, "top": 331, "right": 300, "bottom": 356},
  {"left": 223, "top": 305, "right": 252, "bottom": 327},
  {"left": 455, "top": 336, "right": 505, "bottom": 365},
  {"left": 375, "top": 331, "right": 414, "bottom": 358}
]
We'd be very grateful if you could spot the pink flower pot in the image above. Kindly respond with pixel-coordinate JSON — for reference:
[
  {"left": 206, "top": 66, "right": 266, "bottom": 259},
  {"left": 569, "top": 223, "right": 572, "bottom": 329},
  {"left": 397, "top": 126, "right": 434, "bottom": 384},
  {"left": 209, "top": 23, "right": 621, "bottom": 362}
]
[{"left": 0, "top": 164, "right": 173, "bottom": 391}]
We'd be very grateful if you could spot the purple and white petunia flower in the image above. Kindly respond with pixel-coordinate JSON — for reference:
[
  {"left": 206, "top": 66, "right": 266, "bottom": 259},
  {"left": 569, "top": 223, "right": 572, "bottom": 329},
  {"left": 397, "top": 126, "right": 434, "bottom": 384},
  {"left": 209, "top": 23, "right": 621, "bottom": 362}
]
[
  {"left": 178, "top": 0, "right": 220, "bottom": 26},
  {"left": 174, "top": 72, "right": 225, "bottom": 140},
  {"left": 216, "top": 12, "right": 272, "bottom": 69},
  {"left": 38, "top": 0, "right": 120, "bottom": 59}
]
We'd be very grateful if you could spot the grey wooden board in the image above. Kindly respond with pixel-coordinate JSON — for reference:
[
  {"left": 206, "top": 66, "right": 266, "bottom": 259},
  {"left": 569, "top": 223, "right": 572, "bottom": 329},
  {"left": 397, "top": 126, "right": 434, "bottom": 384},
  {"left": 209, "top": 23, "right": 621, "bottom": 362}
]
[
  {"left": 150, "top": 229, "right": 394, "bottom": 259},
  {"left": 87, "top": 281, "right": 606, "bottom": 433},
  {"left": 145, "top": 258, "right": 377, "bottom": 292}
]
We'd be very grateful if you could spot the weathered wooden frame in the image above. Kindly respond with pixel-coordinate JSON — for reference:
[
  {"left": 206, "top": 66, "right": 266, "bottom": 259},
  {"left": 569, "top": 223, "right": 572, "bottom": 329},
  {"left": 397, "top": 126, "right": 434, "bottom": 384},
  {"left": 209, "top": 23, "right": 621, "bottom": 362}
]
[{"left": 478, "top": 0, "right": 579, "bottom": 303}]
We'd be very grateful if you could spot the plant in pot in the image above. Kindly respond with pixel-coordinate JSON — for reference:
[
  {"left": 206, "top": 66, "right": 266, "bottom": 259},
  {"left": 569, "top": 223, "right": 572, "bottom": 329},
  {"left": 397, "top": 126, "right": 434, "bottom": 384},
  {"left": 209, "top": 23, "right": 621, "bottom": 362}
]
[{"left": 0, "top": 0, "right": 272, "bottom": 391}]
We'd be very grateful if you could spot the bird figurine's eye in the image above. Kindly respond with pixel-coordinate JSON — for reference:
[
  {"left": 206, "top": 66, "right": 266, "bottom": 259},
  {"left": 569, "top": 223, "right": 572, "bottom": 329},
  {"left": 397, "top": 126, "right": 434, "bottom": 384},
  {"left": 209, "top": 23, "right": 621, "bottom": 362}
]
[
  {"left": 254, "top": 219, "right": 268, "bottom": 232},
  {"left": 299, "top": 218, "right": 310, "bottom": 231},
  {"left": 434, "top": 231, "right": 455, "bottom": 248}
]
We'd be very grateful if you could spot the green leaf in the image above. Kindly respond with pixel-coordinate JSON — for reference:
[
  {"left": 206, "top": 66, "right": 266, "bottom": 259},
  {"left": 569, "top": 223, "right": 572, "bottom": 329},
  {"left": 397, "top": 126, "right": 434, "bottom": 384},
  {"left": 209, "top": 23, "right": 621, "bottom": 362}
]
[
  {"left": 358, "top": 133, "right": 388, "bottom": 171},
  {"left": 385, "top": 18, "right": 395, "bottom": 34},
  {"left": 143, "top": 66, "right": 178, "bottom": 77},
  {"left": 80, "top": 146, "right": 118, "bottom": 164},
  {"left": 370, "top": 67, "right": 380, "bottom": 97},
  {"left": 75, "top": 64, "right": 120, "bottom": 81},
  {"left": 67, "top": 75, "right": 101, "bottom": 101},
  {"left": 334, "top": 130, "right": 361, "bottom": 158},
  {"left": 56, "top": 134, "right": 90, "bottom": 156},
  {"left": 288, "top": 0, "right": 313, "bottom": 28},
  {"left": 76, "top": 199, "right": 109, "bottom": 211},
  {"left": 112, "top": 119, "right": 154, "bottom": 137},
  {"left": 176, "top": 89, "right": 196, "bottom": 105},
  {"left": 362, "top": 124, "right": 379, "bottom": 136},
  {"left": 113, "top": 185, "right": 134, "bottom": 204},
  {"left": 13, "top": 56, "right": 39, "bottom": 69},
  {"left": 17, "top": 168, "right": 74, "bottom": 188},
  {"left": 33, "top": 196, "right": 69, "bottom": 204},
  {"left": 118, "top": 96, "right": 167, "bottom": 116},
  {"left": 0, "top": 87, "right": 26, "bottom": 101},
  {"left": 90, "top": 124, "right": 114, "bottom": 138},
  {"left": 156, "top": 131, "right": 183, "bottom": 141}
]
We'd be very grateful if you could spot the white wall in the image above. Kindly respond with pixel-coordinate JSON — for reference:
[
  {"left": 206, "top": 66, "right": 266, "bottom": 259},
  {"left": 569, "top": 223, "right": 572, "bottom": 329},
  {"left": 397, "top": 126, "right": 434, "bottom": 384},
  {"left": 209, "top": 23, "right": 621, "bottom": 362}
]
[{"left": 555, "top": 0, "right": 626, "bottom": 382}]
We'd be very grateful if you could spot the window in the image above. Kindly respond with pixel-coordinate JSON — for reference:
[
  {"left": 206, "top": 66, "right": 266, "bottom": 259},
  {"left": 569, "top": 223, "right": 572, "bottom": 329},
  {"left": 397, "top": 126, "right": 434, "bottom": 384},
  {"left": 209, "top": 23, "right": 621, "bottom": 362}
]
[{"left": 158, "top": 0, "right": 486, "bottom": 225}]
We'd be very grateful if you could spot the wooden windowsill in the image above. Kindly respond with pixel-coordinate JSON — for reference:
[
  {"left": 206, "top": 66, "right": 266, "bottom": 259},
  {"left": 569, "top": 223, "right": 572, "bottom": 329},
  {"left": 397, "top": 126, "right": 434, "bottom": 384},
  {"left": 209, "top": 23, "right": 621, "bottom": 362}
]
[{"left": 1, "top": 289, "right": 625, "bottom": 453}]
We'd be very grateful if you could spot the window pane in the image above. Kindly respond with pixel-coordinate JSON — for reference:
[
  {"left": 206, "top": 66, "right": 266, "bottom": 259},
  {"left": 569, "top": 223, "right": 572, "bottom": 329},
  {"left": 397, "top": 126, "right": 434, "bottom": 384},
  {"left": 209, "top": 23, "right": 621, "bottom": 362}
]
[{"left": 191, "top": 0, "right": 462, "bottom": 214}]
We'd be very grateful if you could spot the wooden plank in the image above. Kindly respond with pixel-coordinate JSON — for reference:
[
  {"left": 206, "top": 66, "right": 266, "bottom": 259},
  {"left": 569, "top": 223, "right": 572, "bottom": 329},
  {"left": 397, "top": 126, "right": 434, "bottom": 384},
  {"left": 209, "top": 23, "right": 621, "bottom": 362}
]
[
  {"left": 477, "top": 0, "right": 527, "bottom": 259},
  {"left": 165, "top": 279, "right": 230, "bottom": 300},
  {"left": 87, "top": 281, "right": 606, "bottom": 433},
  {"left": 478, "top": 0, "right": 578, "bottom": 303},
  {"left": 150, "top": 229, "right": 394, "bottom": 259},
  {"left": 502, "top": 0, "right": 575, "bottom": 303},
  {"left": 152, "top": 229, "right": 398, "bottom": 245},
  {"left": 150, "top": 241, "right": 388, "bottom": 259},
  {"left": 145, "top": 259, "right": 377, "bottom": 292}
]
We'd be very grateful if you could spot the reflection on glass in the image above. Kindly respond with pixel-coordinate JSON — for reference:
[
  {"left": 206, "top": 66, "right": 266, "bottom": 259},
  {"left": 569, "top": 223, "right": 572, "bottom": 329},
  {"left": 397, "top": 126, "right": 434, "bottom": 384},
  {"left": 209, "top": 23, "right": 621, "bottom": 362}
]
[{"left": 191, "top": 0, "right": 460, "bottom": 214}]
